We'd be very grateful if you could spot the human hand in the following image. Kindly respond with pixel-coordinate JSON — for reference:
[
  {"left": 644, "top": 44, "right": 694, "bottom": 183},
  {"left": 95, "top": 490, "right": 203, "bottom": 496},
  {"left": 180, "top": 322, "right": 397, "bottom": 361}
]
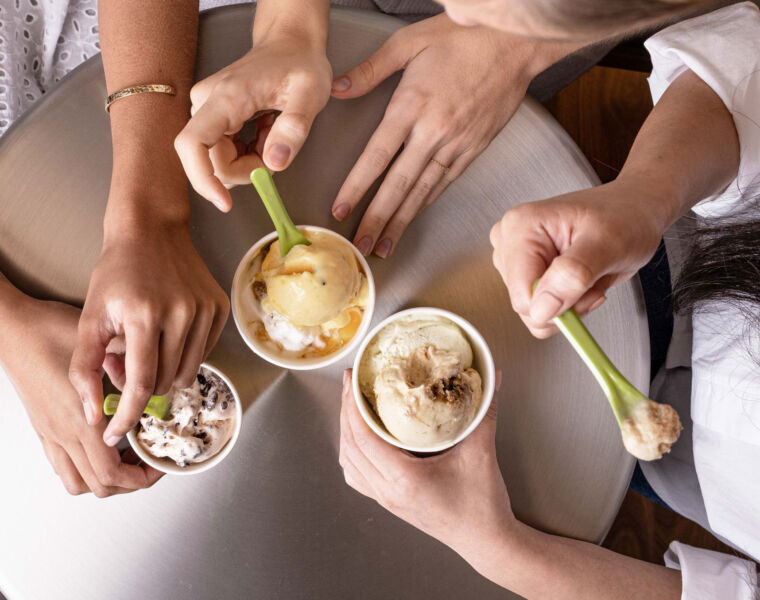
[
  {"left": 330, "top": 14, "right": 545, "bottom": 258},
  {"left": 69, "top": 216, "right": 229, "bottom": 447},
  {"left": 490, "top": 180, "right": 666, "bottom": 338},
  {"left": 2, "top": 295, "right": 163, "bottom": 497},
  {"left": 175, "top": 34, "right": 333, "bottom": 211},
  {"left": 338, "top": 370, "right": 514, "bottom": 557}
]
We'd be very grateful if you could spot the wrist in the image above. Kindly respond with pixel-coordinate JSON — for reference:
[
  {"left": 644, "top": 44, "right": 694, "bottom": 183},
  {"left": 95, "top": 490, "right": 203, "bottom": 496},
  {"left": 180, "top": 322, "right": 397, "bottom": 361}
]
[
  {"left": 106, "top": 94, "right": 192, "bottom": 233},
  {"left": 109, "top": 91, "right": 190, "bottom": 177},
  {"left": 0, "top": 274, "right": 27, "bottom": 315},
  {"left": 485, "top": 30, "right": 586, "bottom": 86},
  {"left": 254, "top": 22, "right": 328, "bottom": 52},
  {"left": 612, "top": 170, "right": 683, "bottom": 233},
  {"left": 449, "top": 507, "right": 521, "bottom": 564},
  {"left": 0, "top": 278, "right": 39, "bottom": 362},
  {"left": 253, "top": 0, "right": 328, "bottom": 50},
  {"left": 452, "top": 517, "right": 532, "bottom": 591},
  {"left": 103, "top": 187, "right": 191, "bottom": 245},
  {"left": 526, "top": 38, "right": 589, "bottom": 80}
]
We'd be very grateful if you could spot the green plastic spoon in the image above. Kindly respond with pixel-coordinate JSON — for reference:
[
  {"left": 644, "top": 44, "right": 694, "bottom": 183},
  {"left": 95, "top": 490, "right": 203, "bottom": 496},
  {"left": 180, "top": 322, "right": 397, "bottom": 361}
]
[
  {"left": 103, "top": 393, "right": 171, "bottom": 421},
  {"left": 553, "top": 308, "right": 647, "bottom": 426},
  {"left": 250, "top": 167, "right": 310, "bottom": 256}
]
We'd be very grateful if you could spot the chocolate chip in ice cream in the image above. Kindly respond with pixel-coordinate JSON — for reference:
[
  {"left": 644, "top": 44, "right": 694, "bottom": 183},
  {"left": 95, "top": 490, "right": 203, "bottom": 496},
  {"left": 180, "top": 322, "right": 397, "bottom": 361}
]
[
  {"left": 252, "top": 279, "right": 268, "bottom": 300},
  {"left": 136, "top": 367, "right": 237, "bottom": 467},
  {"left": 428, "top": 374, "right": 472, "bottom": 405}
]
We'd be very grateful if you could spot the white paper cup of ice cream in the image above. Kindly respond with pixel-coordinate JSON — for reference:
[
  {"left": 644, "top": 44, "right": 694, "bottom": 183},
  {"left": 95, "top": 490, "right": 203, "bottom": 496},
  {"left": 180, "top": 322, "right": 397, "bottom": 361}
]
[
  {"left": 126, "top": 363, "right": 243, "bottom": 475},
  {"left": 352, "top": 307, "right": 495, "bottom": 454},
  {"left": 231, "top": 226, "right": 376, "bottom": 370}
]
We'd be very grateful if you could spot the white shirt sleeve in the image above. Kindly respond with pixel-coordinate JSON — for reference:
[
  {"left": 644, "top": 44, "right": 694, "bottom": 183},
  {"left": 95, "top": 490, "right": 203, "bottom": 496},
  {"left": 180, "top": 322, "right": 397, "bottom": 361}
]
[
  {"left": 665, "top": 542, "right": 758, "bottom": 600},
  {"left": 644, "top": 2, "right": 760, "bottom": 220}
]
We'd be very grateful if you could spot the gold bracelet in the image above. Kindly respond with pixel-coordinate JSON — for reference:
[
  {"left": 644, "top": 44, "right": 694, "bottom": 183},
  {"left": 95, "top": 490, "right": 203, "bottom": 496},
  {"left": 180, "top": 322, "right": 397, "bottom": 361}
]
[{"left": 105, "top": 84, "right": 177, "bottom": 113}]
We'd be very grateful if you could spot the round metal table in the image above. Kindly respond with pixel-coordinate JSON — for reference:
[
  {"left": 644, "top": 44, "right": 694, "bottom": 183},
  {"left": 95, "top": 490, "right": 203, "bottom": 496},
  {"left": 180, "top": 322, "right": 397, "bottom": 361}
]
[{"left": 0, "top": 6, "right": 648, "bottom": 600}]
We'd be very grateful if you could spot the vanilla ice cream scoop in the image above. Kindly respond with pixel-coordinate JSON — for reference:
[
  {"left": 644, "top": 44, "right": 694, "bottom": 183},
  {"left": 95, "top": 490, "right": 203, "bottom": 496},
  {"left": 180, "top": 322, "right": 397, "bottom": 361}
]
[
  {"left": 373, "top": 345, "right": 482, "bottom": 447},
  {"left": 260, "top": 231, "right": 364, "bottom": 327}
]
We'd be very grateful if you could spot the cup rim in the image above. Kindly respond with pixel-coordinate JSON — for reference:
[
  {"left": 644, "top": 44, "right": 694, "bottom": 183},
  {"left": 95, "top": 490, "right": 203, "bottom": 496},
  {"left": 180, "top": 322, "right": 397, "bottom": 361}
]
[
  {"left": 126, "top": 363, "right": 243, "bottom": 475},
  {"left": 351, "top": 307, "right": 495, "bottom": 453},
  {"left": 231, "top": 225, "right": 376, "bottom": 370}
]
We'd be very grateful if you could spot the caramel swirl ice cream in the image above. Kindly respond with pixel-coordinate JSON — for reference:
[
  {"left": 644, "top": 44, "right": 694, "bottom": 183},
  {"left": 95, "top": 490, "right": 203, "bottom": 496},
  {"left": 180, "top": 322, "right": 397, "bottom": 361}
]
[{"left": 359, "top": 315, "right": 483, "bottom": 448}]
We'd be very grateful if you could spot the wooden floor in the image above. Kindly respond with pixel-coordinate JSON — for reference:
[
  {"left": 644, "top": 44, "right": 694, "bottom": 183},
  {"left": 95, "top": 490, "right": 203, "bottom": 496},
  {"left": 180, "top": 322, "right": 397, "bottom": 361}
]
[{"left": 544, "top": 66, "right": 740, "bottom": 564}]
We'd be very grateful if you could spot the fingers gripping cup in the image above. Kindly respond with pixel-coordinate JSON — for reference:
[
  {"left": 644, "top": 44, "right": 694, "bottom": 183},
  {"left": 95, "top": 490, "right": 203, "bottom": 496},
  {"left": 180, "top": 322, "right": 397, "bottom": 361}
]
[
  {"left": 352, "top": 307, "right": 495, "bottom": 453},
  {"left": 232, "top": 226, "right": 375, "bottom": 370}
]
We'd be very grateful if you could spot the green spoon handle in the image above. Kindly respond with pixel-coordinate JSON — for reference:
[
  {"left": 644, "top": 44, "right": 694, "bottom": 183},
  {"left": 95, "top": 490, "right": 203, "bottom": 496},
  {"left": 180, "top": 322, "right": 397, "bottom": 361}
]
[
  {"left": 250, "top": 168, "right": 310, "bottom": 256},
  {"left": 103, "top": 393, "right": 171, "bottom": 420},
  {"left": 553, "top": 309, "right": 637, "bottom": 423}
]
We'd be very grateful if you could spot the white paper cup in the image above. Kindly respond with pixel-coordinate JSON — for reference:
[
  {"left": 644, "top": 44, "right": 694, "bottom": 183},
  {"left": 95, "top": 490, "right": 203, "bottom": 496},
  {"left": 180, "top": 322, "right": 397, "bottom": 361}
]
[
  {"left": 231, "top": 226, "right": 376, "bottom": 370},
  {"left": 352, "top": 307, "right": 495, "bottom": 453},
  {"left": 126, "top": 363, "right": 243, "bottom": 475}
]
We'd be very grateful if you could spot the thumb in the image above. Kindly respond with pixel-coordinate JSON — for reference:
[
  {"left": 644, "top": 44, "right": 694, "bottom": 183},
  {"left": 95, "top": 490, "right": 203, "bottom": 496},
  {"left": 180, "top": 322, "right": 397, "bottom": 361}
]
[
  {"left": 330, "top": 32, "right": 411, "bottom": 99},
  {"left": 530, "top": 236, "right": 612, "bottom": 325},
  {"left": 262, "top": 103, "right": 321, "bottom": 171}
]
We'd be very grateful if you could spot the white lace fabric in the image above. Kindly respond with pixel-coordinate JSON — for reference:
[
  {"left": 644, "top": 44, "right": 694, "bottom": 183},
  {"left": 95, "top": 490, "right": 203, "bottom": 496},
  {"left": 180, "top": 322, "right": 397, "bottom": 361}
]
[
  {"left": 0, "top": 0, "right": 99, "bottom": 135},
  {"left": 0, "top": 0, "right": 436, "bottom": 137}
]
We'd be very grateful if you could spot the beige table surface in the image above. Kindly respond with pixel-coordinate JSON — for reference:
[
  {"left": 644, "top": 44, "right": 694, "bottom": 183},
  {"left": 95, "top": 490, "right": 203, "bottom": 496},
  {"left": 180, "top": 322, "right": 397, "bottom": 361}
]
[{"left": 0, "top": 6, "right": 648, "bottom": 600}]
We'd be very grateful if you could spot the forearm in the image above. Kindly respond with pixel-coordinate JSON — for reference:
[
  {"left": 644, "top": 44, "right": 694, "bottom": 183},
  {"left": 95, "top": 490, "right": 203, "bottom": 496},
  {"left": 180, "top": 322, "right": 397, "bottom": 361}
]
[
  {"left": 0, "top": 273, "right": 43, "bottom": 367},
  {"left": 253, "top": 0, "right": 329, "bottom": 48},
  {"left": 457, "top": 521, "right": 681, "bottom": 599},
  {"left": 99, "top": 0, "right": 199, "bottom": 230},
  {"left": 0, "top": 272, "right": 26, "bottom": 319},
  {"left": 617, "top": 69, "right": 739, "bottom": 231}
]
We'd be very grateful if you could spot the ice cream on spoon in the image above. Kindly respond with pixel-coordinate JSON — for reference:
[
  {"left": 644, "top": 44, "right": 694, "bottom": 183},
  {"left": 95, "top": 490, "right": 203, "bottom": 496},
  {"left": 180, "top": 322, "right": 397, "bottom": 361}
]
[{"left": 552, "top": 303, "right": 682, "bottom": 461}]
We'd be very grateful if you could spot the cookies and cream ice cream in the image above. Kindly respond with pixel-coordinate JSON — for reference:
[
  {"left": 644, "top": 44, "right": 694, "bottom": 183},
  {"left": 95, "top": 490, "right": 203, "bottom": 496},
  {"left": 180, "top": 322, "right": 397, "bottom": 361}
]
[
  {"left": 136, "top": 368, "right": 236, "bottom": 467},
  {"left": 359, "top": 315, "right": 483, "bottom": 447},
  {"left": 237, "top": 230, "right": 370, "bottom": 359}
]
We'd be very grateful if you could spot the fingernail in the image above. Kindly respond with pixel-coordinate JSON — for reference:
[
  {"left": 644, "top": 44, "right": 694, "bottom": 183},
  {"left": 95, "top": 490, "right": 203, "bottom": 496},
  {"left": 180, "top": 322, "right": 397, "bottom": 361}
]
[
  {"left": 333, "top": 203, "right": 350, "bottom": 221},
  {"left": 589, "top": 295, "right": 607, "bottom": 312},
  {"left": 268, "top": 143, "right": 291, "bottom": 169},
  {"left": 105, "top": 435, "right": 122, "bottom": 447},
  {"left": 82, "top": 402, "right": 94, "bottom": 426},
  {"left": 530, "top": 291, "right": 563, "bottom": 324},
  {"left": 332, "top": 76, "right": 351, "bottom": 92},
  {"left": 355, "top": 236, "right": 373, "bottom": 256},
  {"left": 375, "top": 238, "right": 392, "bottom": 258}
]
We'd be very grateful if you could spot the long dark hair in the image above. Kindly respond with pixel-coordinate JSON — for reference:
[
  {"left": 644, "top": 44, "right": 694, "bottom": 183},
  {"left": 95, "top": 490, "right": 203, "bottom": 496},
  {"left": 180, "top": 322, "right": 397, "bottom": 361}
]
[{"left": 672, "top": 213, "right": 760, "bottom": 353}]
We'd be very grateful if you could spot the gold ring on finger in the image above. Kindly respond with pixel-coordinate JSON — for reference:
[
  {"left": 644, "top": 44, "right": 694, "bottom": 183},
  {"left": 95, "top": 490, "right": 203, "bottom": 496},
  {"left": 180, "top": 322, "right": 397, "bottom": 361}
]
[{"left": 430, "top": 158, "right": 450, "bottom": 174}]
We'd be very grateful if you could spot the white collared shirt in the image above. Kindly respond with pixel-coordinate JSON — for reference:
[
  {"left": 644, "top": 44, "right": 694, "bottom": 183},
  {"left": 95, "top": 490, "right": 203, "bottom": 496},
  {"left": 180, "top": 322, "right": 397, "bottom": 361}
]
[{"left": 643, "top": 3, "right": 760, "bottom": 598}]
